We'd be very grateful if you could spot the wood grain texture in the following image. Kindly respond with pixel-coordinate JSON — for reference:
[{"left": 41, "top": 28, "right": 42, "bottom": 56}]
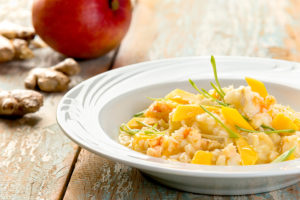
[
  {"left": 115, "top": 0, "right": 296, "bottom": 67},
  {"left": 268, "top": 0, "right": 300, "bottom": 62},
  {"left": 65, "top": 150, "right": 299, "bottom": 200},
  {"left": 0, "top": 46, "right": 113, "bottom": 200},
  {"left": 0, "top": 1, "right": 114, "bottom": 199},
  {"left": 0, "top": 1, "right": 115, "bottom": 199},
  {"left": 0, "top": 0, "right": 33, "bottom": 27},
  {"left": 65, "top": 0, "right": 300, "bottom": 199}
]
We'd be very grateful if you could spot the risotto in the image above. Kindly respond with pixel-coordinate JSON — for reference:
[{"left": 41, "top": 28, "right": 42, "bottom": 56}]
[{"left": 119, "top": 56, "right": 300, "bottom": 166}]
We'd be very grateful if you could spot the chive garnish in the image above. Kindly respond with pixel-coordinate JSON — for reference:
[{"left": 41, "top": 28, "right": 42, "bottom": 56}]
[
  {"left": 201, "top": 88, "right": 228, "bottom": 106},
  {"left": 235, "top": 126, "right": 262, "bottom": 133},
  {"left": 210, "top": 55, "right": 225, "bottom": 96},
  {"left": 121, "top": 120, "right": 164, "bottom": 136},
  {"left": 236, "top": 126, "right": 295, "bottom": 134},
  {"left": 242, "top": 115, "right": 250, "bottom": 122},
  {"left": 136, "top": 121, "right": 160, "bottom": 132},
  {"left": 264, "top": 129, "right": 295, "bottom": 134},
  {"left": 210, "top": 82, "right": 225, "bottom": 100},
  {"left": 200, "top": 105, "right": 239, "bottom": 138},
  {"left": 189, "top": 79, "right": 228, "bottom": 106},
  {"left": 133, "top": 111, "right": 144, "bottom": 117},
  {"left": 189, "top": 79, "right": 209, "bottom": 97},
  {"left": 261, "top": 124, "right": 275, "bottom": 131},
  {"left": 136, "top": 120, "right": 151, "bottom": 128},
  {"left": 201, "top": 88, "right": 214, "bottom": 98},
  {"left": 137, "top": 121, "right": 165, "bottom": 135},
  {"left": 119, "top": 124, "right": 139, "bottom": 135},
  {"left": 271, "top": 146, "right": 296, "bottom": 163}
]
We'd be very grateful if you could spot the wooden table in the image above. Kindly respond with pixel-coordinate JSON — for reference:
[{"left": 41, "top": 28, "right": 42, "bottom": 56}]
[{"left": 1, "top": 0, "right": 300, "bottom": 199}]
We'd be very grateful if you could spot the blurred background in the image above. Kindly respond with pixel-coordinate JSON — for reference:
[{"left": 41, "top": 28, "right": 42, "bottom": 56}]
[
  {"left": 0, "top": 0, "right": 32, "bottom": 26},
  {"left": 2, "top": 0, "right": 300, "bottom": 63}
]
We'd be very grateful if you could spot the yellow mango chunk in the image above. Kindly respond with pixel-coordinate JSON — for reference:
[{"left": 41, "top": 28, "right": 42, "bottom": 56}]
[
  {"left": 293, "top": 118, "right": 300, "bottom": 131},
  {"left": 172, "top": 105, "right": 203, "bottom": 121},
  {"left": 165, "top": 89, "right": 198, "bottom": 104},
  {"left": 191, "top": 150, "right": 213, "bottom": 165},
  {"left": 236, "top": 138, "right": 258, "bottom": 165},
  {"left": 221, "top": 107, "right": 254, "bottom": 130},
  {"left": 127, "top": 117, "right": 158, "bottom": 129},
  {"left": 245, "top": 77, "right": 268, "bottom": 98},
  {"left": 272, "top": 113, "right": 298, "bottom": 130},
  {"left": 287, "top": 152, "right": 295, "bottom": 161},
  {"left": 172, "top": 105, "right": 220, "bottom": 121}
]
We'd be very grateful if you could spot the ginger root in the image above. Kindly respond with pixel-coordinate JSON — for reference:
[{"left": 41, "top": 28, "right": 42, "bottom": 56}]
[
  {"left": 0, "top": 22, "right": 35, "bottom": 40},
  {"left": 0, "top": 22, "right": 35, "bottom": 62},
  {"left": 0, "top": 89, "right": 43, "bottom": 116},
  {"left": 12, "top": 39, "right": 34, "bottom": 59},
  {"left": 0, "top": 35, "right": 34, "bottom": 62},
  {"left": 51, "top": 58, "right": 81, "bottom": 76},
  {"left": 25, "top": 58, "right": 81, "bottom": 92},
  {"left": 0, "top": 35, "right": 15, "bottom": 62}
]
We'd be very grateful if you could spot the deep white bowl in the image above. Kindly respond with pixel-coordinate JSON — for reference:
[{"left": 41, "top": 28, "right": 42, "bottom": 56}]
[{"left": 57, "top": 56, "right": 300, "bottom": 195}]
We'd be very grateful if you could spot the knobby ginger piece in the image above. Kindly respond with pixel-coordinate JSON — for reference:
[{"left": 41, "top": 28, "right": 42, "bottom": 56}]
[
  {"left": 0, "top": 22, "right": 36, "bottom": 62},
  {"left": 29, "top": 38, "right": 47, "bottom": 49},
  {"left": 0, "top": 36, "right": 34, "bottom": 62},
  {"left": 12, "top": 39, "right": 34, "bottom": 59},
  {"left": 0, "top": 21, "right": 35, "bottom": 40},
  {"left": 0, "top": 35, "right": 15, "bottom": 62},
  {"left": 0, "top": 89, "right": 43, "bottom": 116},
  {"left": 25, "top": 68, "right": 71, "bottom": 92},
  {"left": 24, "top": 58, "right": 81, "bottom": 92},
  {"left": 51, "top": 58, "right": 81, "bottom": 76}
]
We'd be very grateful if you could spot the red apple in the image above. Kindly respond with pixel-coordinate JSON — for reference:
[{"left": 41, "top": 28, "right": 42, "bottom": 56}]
[{"left": 32, "top": 0, "right": 132, "bottom": 59}]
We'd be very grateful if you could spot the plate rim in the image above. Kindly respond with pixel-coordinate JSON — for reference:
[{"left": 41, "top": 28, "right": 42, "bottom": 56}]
[{"left": 57, "top": 56, "right": 300, "bottom": 178}]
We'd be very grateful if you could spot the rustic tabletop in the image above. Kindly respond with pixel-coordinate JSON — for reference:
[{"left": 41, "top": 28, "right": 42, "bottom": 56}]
[{"left": 1, "top": 0, "right": 300, "bottom": 199}]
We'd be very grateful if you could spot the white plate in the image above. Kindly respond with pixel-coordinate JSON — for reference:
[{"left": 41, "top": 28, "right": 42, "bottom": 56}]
[{"left": 57, "top": 56, "right": 300, "bottom": 195}]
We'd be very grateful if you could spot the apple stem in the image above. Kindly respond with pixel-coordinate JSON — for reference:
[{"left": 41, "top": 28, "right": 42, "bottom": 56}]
[{"left": 110, "top": 0, "right": 119, "bottom": 11}]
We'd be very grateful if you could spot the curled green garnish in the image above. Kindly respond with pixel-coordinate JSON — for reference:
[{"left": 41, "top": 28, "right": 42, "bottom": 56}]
[
  {"left": 133, "top": 111, "right": 145, "bottom": 117},
  {"left": 211, "top": 55, "right": 225, "bottom": 96},
  {"left": 121, "top": 121, "right": 164, "bottom": 136},
  {"left": 119, "top": 124, "right": 139, "bottom": 135},
  {"left": 137, "top": 121, "right": 165, "bottom": 135},
  {"left": 236, "top": 126, "right": 295, "bottom": 134},
  {"left": 272, "top": 146, "right": 296, "bottom": 163},
  {"left": 136, "top": 120, "right": 160, "bottom": 132},
  {"left": 200, "top": 105, "right": 239, "bottom": 138}
]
